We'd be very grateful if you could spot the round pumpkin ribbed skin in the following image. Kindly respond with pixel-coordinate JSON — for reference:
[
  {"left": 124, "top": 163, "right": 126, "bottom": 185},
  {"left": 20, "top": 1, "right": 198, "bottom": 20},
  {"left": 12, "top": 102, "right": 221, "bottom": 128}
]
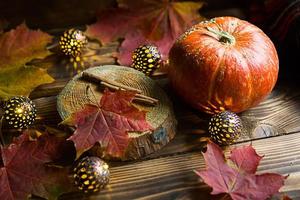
[{"left": 168, "top": 17, "right": 279, "bottom": 114}]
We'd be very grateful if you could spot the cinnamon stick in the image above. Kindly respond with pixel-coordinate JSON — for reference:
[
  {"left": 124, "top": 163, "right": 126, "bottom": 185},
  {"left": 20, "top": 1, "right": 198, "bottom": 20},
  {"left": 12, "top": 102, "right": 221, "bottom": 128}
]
[
  {"left": 100, "top": 81, "right": 120, "bottom": 91},
  {"left": 81, "top": 71, "right": 159, "bottom": 106},
  {"left": 132, "top": 97, "right": 157, "bottom": 106},
  {"left": 82, "top": 72, "right": 142, "bottom": 93}
]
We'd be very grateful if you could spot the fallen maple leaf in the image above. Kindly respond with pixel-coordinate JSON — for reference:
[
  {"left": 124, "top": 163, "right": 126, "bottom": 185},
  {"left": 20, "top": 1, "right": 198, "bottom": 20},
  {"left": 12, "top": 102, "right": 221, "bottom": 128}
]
[
  {"left": 0, "top": 23, "right": 54, "bottom": 100},
  {"left": 64, "top": 89, "right": 153, "bottom": 159},
  {"left": 0, "top": 131, "right": 73, "bottom": 200},
  {"left": 195, "top": 142, "right": 287, "bottom": 200},
  {"left": 86, "top": 0, "right": 205, "bottom": 65}
]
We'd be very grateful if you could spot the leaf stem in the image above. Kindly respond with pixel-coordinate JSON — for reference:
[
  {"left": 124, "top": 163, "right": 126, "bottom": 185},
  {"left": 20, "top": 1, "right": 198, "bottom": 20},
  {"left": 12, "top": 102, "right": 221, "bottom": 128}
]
[
  {"left": 219, "top": 194, "right": 231, "bottom": 200},
  {"left": 86, "top": 84, "right": 101, "bottom": 108},
  {"left": 46, "top": 42, "right": 59, "bottom": 50}
]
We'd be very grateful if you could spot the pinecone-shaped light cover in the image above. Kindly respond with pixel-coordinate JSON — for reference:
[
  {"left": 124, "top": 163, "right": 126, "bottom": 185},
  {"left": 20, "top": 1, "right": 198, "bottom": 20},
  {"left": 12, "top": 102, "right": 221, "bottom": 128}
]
[
  {"left": 73, "top": 156, "right": 110, "bottom": 193},
  {"left": 59, "top": 29, "right": 87, "bottom": 57},
  {"left": 3, "top": 96, "right": 37, "bottom": 129},
  {"left": 208, "top": 111, "right": 242, "bottom": 145},
  {"left": 131, "top": 44, "right": 161, "bottom": 76}
]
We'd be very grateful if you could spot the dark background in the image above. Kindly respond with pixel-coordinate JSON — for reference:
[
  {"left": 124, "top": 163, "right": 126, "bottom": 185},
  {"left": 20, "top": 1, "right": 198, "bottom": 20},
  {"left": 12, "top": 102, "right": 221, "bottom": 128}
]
[
  {"left": 0, "top": 0, "right": 246, "bottom": 30},
  {"left": 0, "top": 0, "right": 298, "bottom": 82}
]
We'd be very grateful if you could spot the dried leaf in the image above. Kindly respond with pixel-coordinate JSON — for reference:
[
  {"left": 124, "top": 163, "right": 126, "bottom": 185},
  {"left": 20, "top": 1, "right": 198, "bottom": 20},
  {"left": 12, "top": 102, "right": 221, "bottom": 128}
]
[
  {"left": 0, "top": 23, "right": 54, "bottom": 100},
  {"left": 0, "top": 132, "right": 73, "bottom": 200},
  {"left": 195, "top": 142, "right": 286, "bottom": 200},
  {"left": 64, "top": 89, "right": 153, "bottom": 158},
  {"left": 86, "top": 0, "right": 205, "bottom": 65},
  {"left": 0, "top": 65, "right": 54, "bottom": 100}
]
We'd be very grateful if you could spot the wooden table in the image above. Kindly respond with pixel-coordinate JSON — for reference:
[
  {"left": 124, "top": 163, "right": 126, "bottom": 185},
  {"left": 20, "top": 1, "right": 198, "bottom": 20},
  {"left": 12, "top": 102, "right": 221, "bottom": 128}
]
[{"left": 29, "top": 42, "right": 300, "bottom": 200}]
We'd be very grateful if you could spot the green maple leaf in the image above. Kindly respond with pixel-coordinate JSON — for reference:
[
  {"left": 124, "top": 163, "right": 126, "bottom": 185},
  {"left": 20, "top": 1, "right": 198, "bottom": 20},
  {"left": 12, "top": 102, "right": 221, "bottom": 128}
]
[{"left": 0, "top": 23, "right": 54, "bottom": 100}]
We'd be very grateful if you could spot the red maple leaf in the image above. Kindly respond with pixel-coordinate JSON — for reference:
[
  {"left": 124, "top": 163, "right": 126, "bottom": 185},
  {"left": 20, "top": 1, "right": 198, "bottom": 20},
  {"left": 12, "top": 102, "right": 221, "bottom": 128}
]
[
  {"left": 195, "top": 142, "right": 287, "bottom": 200},
  {"left": 85, "top": 0, "right": 205, "bottom": 65},
  {"left": 0, "top": 132, "right": 73, "bottom": 200},
  {"left": 65, "top": 89, "right": 153, "bottom": 158}
]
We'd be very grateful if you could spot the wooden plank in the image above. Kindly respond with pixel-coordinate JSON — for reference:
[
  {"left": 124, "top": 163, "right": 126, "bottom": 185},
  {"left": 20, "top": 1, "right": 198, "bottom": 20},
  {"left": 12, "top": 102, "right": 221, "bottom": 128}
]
[
  {"left": 44, "top": 41, "right": 118, "bottom": 79},
  {"left": 31, "top": 83, "right": 300, "bottom": 160},
  {"left": 29, "top": 40, "right": 118, "bottom": 99},
  {"left": 29, "top": 78, "right": 69, "bottom": 99},
  {"left": 2, "top": 4, "right": 299, "bottom": 199},
  {"left": 59, "top": 132, "right": 300, "bottom": 199}
]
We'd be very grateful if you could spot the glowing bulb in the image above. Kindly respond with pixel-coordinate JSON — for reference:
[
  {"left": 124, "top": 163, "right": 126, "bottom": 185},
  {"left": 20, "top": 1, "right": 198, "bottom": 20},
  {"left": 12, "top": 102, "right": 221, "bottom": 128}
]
[
  {"left": 15, "top": 108, "right": 24, "bottom": 114},
  {"left": 103, "top": 164, "right": 108, "bottom": 169}
]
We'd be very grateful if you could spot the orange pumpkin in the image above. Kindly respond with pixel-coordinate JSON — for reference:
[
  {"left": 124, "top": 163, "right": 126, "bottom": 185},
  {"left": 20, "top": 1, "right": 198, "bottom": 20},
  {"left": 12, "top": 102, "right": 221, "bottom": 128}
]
[{"left": 168, "top": 17, "right": 279, "bottom": 114}]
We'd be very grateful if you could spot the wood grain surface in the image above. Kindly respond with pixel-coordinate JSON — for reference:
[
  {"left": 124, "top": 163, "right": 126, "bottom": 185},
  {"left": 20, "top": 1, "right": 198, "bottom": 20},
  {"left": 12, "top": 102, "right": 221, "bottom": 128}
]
[
  {"left": 24, "top": 39, "right": 300, "bottom": 199},
  {"left": 29, "top": 77, "right": 300, "bottom": 199},
  {"left": 59, "top": 132, "right": 300, "bottom": 200},
  {"left": 57, "top": 66, "right": 177, "bottom": 160},
  {"left": 2, "top": 2, "right": 299, "bottom": 199}
]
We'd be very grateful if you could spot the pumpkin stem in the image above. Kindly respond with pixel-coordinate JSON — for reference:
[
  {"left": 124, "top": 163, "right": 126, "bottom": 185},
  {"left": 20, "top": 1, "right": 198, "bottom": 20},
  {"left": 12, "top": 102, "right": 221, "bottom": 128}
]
[{"left": 206, "top": 27, "right": 236, "bottom": 45}]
